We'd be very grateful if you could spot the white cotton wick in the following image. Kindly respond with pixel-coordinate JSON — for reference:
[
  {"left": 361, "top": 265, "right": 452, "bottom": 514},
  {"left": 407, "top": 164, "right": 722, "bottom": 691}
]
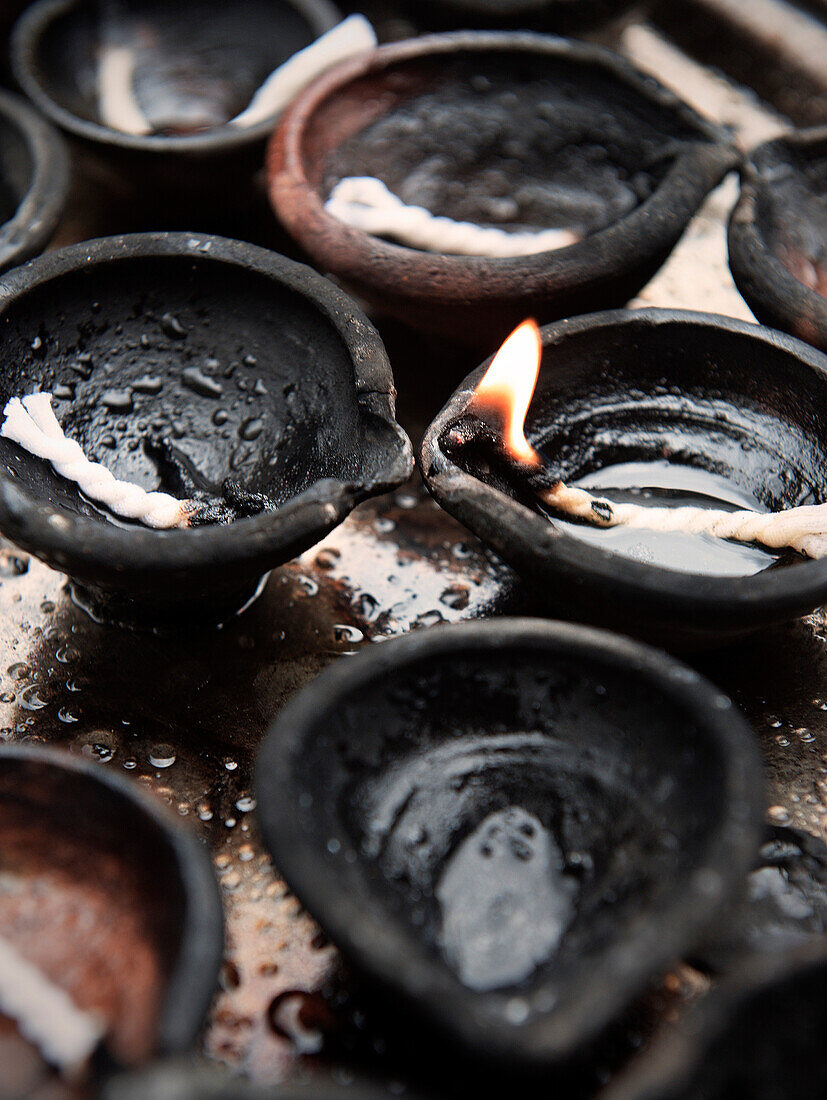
[
  {"left": 324, "top": 177, "right": 582, "bottom": 257},
  {"left": 230, "top": 15, "right": 377, "bottom": 129},
  {"left": 0, "top": 935, "right": 104, "bottom": 1074},
  {"left": 1, "top": 393, "right": 194, "bottom": 529},
  {"left": 543, "top": 481, "right": 827, "bottom": 560},
  {"left": 97, "top": 45, "right": 153, "bottom": 136}
]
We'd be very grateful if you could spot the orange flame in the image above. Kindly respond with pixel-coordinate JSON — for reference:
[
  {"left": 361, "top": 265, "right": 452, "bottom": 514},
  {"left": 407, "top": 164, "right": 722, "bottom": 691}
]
[{"left": 469, "top": 319, "right": 542, "bottom": 466}]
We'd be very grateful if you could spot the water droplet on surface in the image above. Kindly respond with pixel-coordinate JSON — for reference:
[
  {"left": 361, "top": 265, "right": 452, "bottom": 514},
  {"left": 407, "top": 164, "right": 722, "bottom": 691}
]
[
  {"left": 236, "top": 794, "right": 257, "bottom": 813},
  {"left": 768, "top": 805, "right": 792, "bottom": 825},
  {"left": 224, "top": 758, "right": 238, "bottom": 772},
  {"left": 55, "top": 645, "right": 78, "bottom": 664},
  {"left": 161, "top": 313, "right": 187, "bottom": 339},
  {"left": 19, "top": 685, "right": 48, "bottom": 711},
  {"left": 268, "top": 991, "right": 331, "bottom": 1054},
  {"left": 149, "top": 744, "right": 176, "bottom": 768},
  {"left": 295, "top": 575, "right": 319, "bottom": 597},
  {"left": 0, "top": 553, "right": 28, "bottom": 577},
  {"left": 413, "top": 610, "right": 445, "bottom": 630},
  {"left": 7, "top": 663, "right": 30, "bottom": 681},
  {"left": 315, "top": 548, "right": 340, "bottom": 570},
  {"left": 182, "top": 366, "right": 222, "bottom": 398},
  {"left": 132, "top": 374, "right": 163, "bottom": 394},
  {"left": 333, "top": 624, "right": 363, "bottom": 645},
  {"left": 81, "top": 741, "right": 114, "bottom": 763},
  {"left": 58, "top": 707, "right": 78, "bottom": 724},
  {"left": 352, "top": 592, "right": 380, "bottom": 622},
  {"left": 101, "top": 389, "right": 133, "bottom": 412},
  {"left": 0, "top": 692, "right": 14, "bottom": 704},
  {"left": 440, "top": 584, "right": 470, "bottom": 610},
  {"left": 239, "top": 417, "right": 264, "bottom": 441},
  {"left": 238, "top": 843, "right": 255, "bottom": 862},
  {"left": 40, "top": 601, "right": 55, "bottom": 614},
  {"left": 71, "top": 353, "right": 94, "bottom": 379},
  {"left": 795, "top": 728, "right": 816, "bottom": 743},
  {"left": 220, "top": 961, "right": 241, "bottom": 990}
]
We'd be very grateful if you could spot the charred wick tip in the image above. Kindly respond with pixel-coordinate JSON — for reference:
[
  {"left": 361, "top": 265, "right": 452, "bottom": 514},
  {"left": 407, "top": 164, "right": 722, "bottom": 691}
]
[
  {"left": 184, "top": 482, "right": 277, "bottom": 528},
  {"left": 590, "top": 499, "right": 614, "bottom": 523},
  {"left": 443, "top": 410, "right": 558, "bottom": 503}
]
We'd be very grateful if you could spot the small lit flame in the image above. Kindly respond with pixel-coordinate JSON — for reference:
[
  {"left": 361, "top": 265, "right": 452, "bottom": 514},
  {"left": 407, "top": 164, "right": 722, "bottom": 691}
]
[{"left": 469, "top": 319, "right": 542, "bottom": 466}]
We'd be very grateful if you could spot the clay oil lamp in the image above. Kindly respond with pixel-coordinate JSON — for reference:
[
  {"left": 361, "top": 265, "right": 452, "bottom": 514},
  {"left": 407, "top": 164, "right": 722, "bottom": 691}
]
[
  {"left": 0, "top": 232, "right": 412, "bottom": 625},
  {"left": 256, "top": 619, "right": 764, "bottom": 1074},
  {"left": 267, "top": 32, "right": 736, "bottom": 347},
  {"left": 0, "top": 744, "right": 223, "bottom": 1089},
  {"left": 11, "top": 0, "right": 377, "bottom": 201},
  {"left": 606, "top": 938, "right": 827, "bottom": 1100},
  {"left": 421, "top": 309, "right": 827, "bottom": 647},
  {"left": 0, "top": 88, "right": 69, "bottom": 273},
  {"left": 729, "top": 128, "right": 827, "bottom": 353}
]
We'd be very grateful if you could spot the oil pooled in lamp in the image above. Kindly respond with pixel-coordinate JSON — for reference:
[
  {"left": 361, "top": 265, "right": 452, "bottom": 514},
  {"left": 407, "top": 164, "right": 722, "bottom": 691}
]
[{"left": 443, "top": 319, "right": 827, "bottom": 573}]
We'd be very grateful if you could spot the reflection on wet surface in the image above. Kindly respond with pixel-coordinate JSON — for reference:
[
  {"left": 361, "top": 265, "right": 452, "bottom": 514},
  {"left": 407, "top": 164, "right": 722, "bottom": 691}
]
[
  {"left": 552, "top": 460, "right": 800, "bottom": 577},
  {"left": 437, "top": 806, "right": 576, "bottom": 992}
]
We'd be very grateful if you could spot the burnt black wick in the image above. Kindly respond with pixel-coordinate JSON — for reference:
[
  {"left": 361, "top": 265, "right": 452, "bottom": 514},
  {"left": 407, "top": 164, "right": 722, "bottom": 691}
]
[
  {"left": 145, "top": 436, "right": 277, "bottom": 527},
  {"left": 441, "top": 407, "right": 575, "bottom": 516}
]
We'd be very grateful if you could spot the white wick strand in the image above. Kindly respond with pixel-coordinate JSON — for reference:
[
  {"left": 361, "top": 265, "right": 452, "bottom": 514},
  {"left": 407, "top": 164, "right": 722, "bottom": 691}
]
[
  {"left": 97, "top": 16, "right": 376, "bottom": 137},
  {"left": 97, "top": 45, "right": 153, "bottom": 136},
  {"left": 1, "top": 394, "right": 193, "bottom": 529},
  {"left": 325, "top": 177, "right": 582, "bottom": 257},
  {"left": 230, "top": 15, "right": 377, "bottom": 129},
  {"left": 0, "top": 935, "right": 104, "bottom": 1074},
  {"left": 543, "top": 481, "right": 827, "bottom": 560}
]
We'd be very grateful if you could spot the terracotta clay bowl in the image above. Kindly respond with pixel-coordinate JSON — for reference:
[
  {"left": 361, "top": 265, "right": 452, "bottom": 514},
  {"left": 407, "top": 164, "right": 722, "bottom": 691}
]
[
  {"left": 728, "top": 128, "right": 827, "bottom": 353},
  {"left": 0, "top": 744, "right": 223, "bottom": 1082},
  {"left": 0, "top": 87, "right": 68, "bottom": 273},
  {"left": 606, "top": 938, "right": 827, "bottom": 1100},
  {"left": 256, "top": 619, "right": 764, "bottom": 1074},
  {"left": 421, "top": 308, "right": 827, "bottom": 648},
  {"left": 11, "top": 0, "right": 340, "bottom": 197},
  {"left": 0, "top": 232, "right": 412, "bottom": 625},
  {"left": 267, "top": 32, "right": 736, "bottom": 347}
]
